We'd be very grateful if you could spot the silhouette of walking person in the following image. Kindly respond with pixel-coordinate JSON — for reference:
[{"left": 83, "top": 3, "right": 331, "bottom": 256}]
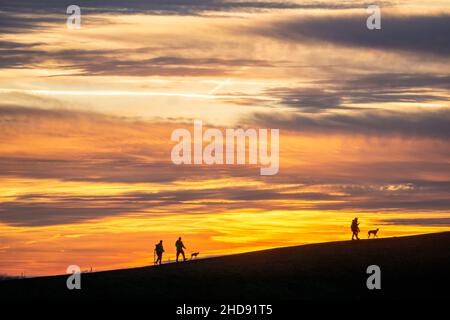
[
  {"left": 154, "top": 240, "right": 164, "bottom": 265},
  {"left": 351, "top": 217, "right": 360, "bottom": 240},
  {"left": 175, "top": 237, "right": 187, "bottom": 262}
]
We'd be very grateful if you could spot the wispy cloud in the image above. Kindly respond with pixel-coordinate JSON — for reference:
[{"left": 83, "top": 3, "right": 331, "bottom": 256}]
[{"left": 0, "top": 0, "right": 387, "bottom": 17}]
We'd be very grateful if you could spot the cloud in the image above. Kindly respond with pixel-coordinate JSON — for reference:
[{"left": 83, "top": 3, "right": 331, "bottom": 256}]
[
  {"left": 381, "top": 217, "right": 450, "bottom": 226},
  {"left": 0, "top": 0, "right": 384, "bottom": 17},
  {"left": 0, "top": 202, "right": 138, "bottom": 227},
  {"left": 2, "top": 179, "right": 449, "bottom": 226},
  {"left": 0, "top": 1, "right": 394, "bottom": 36},
  {"left": 0, "top": 41, "right": 43, "bottom": 68},
  {"left": 342, "top": 73, "right": 450, "bottom": 91},
  {"left": 1, "top": 105, "right": 449, "bottom": 227},
  {"left": 0, "top": 183, "right": 330, "bottom": 226},
  {"left": 0, "top": 41, "right": 43, "bottom": 49},
  {"left": 65, "top": 56, "right": 275, "bottom": 77},
  {"left": 250, "top": 108, "right": 450, "bottom": 139},
  {"left": 266, "top": 87, "right": 343, "bottom": 112},
  {"left": 0, "top": 42, "right": 276, "bottom": 75},
  {"left": 264, "top": 73, "right": 450, "bottom": 112},
  {"left": 0, "top": 11, "right": 61, "bottom": 34},
  {"left": 257, "top": 14, "right": 450, "bottom": 57},
  {"left": 0, "top": 105, "right": 263, "bottom": 182}
]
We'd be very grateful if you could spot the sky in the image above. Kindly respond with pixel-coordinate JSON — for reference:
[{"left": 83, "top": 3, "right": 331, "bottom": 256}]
[{"left": 1, "top": 0, "right": 450, "bottom": 276}]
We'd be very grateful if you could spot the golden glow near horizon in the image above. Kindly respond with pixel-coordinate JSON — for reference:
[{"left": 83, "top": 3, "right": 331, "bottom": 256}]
[
  {"left": 1, "top": 1, "right": 450, "bottom": 276},
  {"left": 1, "top": 209, "right": 448, "bottom": 276}
]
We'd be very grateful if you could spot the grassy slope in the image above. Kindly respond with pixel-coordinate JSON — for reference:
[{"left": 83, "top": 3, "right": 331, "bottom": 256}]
[{"left": 1, "top": 232, "right": 449, "bottom": 300}]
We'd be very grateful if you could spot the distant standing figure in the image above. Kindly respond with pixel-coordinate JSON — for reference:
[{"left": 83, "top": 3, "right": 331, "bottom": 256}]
[
  {"left": 154, "top": 240, "right": 164, "bottom": 265},
  {"left": 175, "top": 237, "right": 187, "bottom": 262},
  {"left": 351, "top": 217, "right": 360, "bottom": 240}
]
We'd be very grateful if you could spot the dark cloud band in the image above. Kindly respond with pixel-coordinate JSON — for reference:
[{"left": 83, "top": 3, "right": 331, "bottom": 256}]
[
  {"left": 250, "top": 108, "right": 450, "bottom": 139},
  {"left": 257, "top": 14, "right": 450, "bottom": 57}
]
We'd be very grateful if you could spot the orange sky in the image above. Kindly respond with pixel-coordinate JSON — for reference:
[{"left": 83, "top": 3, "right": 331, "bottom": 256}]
[{"left": 1, "top": 0, "right": 450, "bottom": 276}]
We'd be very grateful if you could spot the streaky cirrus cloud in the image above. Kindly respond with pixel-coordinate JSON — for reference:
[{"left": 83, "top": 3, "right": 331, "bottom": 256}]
[{"left": 0, "top": 0, "right": 389, "bottom": 16}]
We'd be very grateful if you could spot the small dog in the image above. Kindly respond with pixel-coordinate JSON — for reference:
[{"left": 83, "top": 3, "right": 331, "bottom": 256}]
[
  {"left": 368, "top": 228, "right": 379, "bottom": 238},
  {"left": 190, "top": 252, "right": 199, "bottom": 259}
]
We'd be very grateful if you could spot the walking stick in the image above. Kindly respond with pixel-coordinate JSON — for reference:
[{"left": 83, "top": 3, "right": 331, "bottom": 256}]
[{"left": 153, "top": 249, "right": 156, "bottom": 265}]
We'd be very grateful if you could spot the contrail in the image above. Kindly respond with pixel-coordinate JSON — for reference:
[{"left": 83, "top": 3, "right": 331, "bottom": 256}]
[{"left": 208, "top": 78, "right": 232, "bottom": 95}]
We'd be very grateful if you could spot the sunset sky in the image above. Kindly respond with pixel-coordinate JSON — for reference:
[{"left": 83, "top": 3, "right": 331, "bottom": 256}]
[{"left": 1, "top": 0, "right": 450, "bottom": 276}]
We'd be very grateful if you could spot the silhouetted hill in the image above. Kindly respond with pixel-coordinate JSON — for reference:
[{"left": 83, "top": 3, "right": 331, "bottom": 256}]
[{"left": 1, "top": 232, "right": 449, "bottom": 300}]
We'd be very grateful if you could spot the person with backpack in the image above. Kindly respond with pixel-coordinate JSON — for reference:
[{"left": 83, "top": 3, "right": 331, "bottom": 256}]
[
  {"left": 154, "top": 240, "right": 164, "bottom": 265},
  {"left": 351, "top": 217, "right": 360, "bottom": 240},
  {"left": 175, "top": 237, "right": 186, "bottom": 262}
]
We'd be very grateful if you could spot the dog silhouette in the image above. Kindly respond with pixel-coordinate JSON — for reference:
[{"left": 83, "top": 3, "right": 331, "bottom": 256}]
[
  {"left": 368, "top": 228, "right": 379, "bottom": 238},
  {"left": 190, "top": 252, "right": 199, "bottom": 259}
]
